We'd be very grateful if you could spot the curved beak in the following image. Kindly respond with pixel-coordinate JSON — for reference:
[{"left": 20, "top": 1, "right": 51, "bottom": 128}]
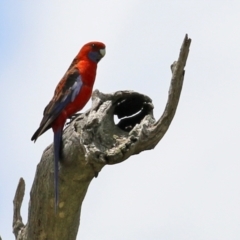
[{"left": 99, "top": 48, "right": 106, "bottom": 57}]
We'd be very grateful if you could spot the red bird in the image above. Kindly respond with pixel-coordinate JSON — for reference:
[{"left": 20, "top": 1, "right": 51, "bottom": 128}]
[{"left": 31, "top": 42, "right": 106, "bottom": 211}]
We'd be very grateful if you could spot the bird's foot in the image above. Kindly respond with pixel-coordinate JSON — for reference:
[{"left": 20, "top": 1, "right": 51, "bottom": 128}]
[{"left": 66, "top": 113, "right": 82, "bottom": 125}]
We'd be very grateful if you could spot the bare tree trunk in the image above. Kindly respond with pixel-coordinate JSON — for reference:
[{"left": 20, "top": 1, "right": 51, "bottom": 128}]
[{"left": 12, "top": 35, "right": 191, "bottom": 240}]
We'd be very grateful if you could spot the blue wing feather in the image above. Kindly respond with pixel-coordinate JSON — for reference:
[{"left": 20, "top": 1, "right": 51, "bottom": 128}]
[
  {"left": 49, "top": 75, "right": 82, "bottom": 121},
  {"left": 31, "top": 69, "right": 83, "bottom": 141}
]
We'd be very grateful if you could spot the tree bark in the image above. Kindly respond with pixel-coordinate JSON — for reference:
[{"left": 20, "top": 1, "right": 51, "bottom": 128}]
[{"left": 12, "top": 35, "right": 191, "bottom": 240}]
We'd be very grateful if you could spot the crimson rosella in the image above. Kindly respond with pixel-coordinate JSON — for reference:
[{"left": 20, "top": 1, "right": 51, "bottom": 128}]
[{"left": 31, "top": 42, "right": 106, "bottom": 212}]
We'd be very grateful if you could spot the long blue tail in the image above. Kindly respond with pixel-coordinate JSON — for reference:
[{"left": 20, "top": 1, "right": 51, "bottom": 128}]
[{"left": 53, "top": 129, "right": 62, "bottom": 213}]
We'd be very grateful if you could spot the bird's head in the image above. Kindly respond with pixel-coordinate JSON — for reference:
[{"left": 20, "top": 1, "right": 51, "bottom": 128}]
[{"left": 78, "top": 41, "right": 106, "bottom": 63}]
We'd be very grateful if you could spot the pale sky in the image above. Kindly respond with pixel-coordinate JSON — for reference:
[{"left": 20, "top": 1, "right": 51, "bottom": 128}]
[{"left": 1, "top": 1, "right": 240, "bottom": 239}]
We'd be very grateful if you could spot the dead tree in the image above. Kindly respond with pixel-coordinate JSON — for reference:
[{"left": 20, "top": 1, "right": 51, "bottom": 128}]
[{"left": 12, "top": 35, "right": 191, "bottom": 240}]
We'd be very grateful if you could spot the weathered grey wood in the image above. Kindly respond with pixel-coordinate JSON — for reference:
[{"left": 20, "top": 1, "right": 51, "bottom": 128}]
[
  {"left": 12, "top": 34, "right": 191, "bottom": 240},
  {"left": 12, "top": 178, "right": 25, "bottom": 239}
]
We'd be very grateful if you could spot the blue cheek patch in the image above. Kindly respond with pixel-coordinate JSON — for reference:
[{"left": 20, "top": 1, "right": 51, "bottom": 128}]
[{"left": 88, "top": 51, "right": 101, "bottom": 63}]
